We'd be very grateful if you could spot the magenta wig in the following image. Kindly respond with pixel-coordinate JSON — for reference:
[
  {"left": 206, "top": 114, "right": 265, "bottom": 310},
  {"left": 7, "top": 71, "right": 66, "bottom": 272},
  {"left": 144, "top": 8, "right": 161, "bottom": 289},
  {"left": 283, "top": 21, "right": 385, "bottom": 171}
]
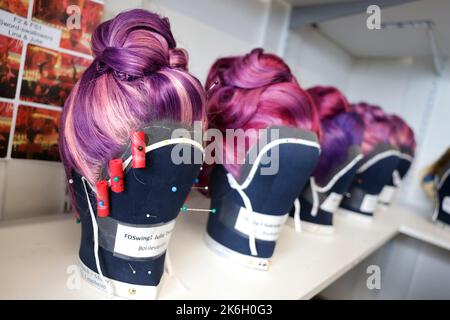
[
  {"left": 308, "top": 87, "right": 364, "bottom": 185},
  {"left": 351, "top": 103, "right": 393, "bottom": 155},
  {"left": 205, "top": 48, "right": 321, "bottom": 178},
  {"left": 59, "top": 9, "right": 206, "bottom": 186},
  {"left": 307, "top": 86, "right": 350, "bottom": 119},
  {"left": 388, "top": 114, "right": 416, "bottom": 156}
]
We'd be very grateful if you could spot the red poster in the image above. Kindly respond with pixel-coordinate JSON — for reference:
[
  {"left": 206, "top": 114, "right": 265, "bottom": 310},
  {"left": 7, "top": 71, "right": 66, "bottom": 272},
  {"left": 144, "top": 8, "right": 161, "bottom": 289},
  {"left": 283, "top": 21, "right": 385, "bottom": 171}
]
[
  {"left": 0, "top": 0, "right": 103, "bottom": 161},
  {"left": 0, "top": 102, "right": 13, "bottom": 157},
  {"left": 20, "top": 44, "right": 91, "bottom": 107},
  {"left": 0, "top": 0, "right": 29, "bottom": 17},
  {"left": 32, "top": 0, "right": 103, "bottom": 55},
  {"left": 0, "top": 34, "right": 23, "bottom": 99},
  {"left": 12, "top": 105, "right": 60, "bottom": 161}
]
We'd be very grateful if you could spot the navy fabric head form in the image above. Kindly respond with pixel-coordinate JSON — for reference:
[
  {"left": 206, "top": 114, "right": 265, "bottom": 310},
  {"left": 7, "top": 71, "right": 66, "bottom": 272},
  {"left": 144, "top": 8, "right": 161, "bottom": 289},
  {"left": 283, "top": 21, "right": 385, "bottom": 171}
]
[
  {"left": 206, "top": 126, "right": 320, "bottom": 270},
  {"left": 340, "top": 144, "right": 401, "bottom": 217},
  {"left": 290, "top": 145, "right": 363, "bottom": 231},
  {"left": 72, "top": 122, "right": 203, "bottom": 299},
  {"left": 379, "top": 152, "right": 413, "bottom": 205},
  {"left": 435, "top": 161, "right": 450, "bottom": 226}
]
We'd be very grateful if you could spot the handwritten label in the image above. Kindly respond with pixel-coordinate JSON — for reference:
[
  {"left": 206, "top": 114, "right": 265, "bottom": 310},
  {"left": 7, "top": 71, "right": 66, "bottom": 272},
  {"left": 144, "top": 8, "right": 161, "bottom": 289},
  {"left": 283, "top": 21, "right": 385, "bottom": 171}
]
[
  {"left": 360, "top": 194, "right": 379, "bottom": 213},
  {"left": 0, "top": 9, "right": 61, "bottom": 48},
  {"left": 320, "top": 192, "right": 343, "bottom": 213},
  {"left": 114, "top": 220, "right": 176, "bottom": 258},
  {"left": 442, "top": 196, "right": 450, "bottom": 214},
  {"left": 79, "top": 261, "right": 109, "bottom": 291},
  {"left": 234, "top": 207, "right": 287, "bottom": 241}
]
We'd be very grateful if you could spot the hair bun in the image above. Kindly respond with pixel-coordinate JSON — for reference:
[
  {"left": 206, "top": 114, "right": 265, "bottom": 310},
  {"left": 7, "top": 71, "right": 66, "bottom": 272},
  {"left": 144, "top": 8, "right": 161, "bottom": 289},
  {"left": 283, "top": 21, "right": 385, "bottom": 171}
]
[
  {"left": 91, "top": 9, "right": 188, "bottom": 77},
  {"left": 97, "top": 46, "right": 163, "bottom": 77}
]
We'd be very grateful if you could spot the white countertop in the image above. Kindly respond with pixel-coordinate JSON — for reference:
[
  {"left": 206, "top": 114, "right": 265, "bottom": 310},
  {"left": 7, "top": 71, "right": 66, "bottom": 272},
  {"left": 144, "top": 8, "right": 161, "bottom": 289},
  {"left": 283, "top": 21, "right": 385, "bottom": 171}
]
[{"left": 0, "top": 191, "right": 449, "bottom": 300}]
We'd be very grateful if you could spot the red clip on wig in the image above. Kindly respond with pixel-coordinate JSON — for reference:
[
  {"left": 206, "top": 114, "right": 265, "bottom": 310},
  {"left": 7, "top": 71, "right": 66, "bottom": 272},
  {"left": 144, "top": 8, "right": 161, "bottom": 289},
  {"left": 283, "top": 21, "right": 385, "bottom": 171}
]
[
  {"left": 109, "top": 159, "right": 124, "bottom": 193},
  {"left": 131, "top": 131, "right": 146, "bottom": 168},
  {"left": 96, "top": 180, "right": 110, "bottom": 217}
]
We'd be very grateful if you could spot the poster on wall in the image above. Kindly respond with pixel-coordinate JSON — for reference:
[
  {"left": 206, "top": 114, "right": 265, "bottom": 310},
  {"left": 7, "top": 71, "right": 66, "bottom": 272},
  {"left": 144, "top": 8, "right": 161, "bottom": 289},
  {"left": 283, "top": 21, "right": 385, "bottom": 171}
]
[
  {"left": 20, "top": 44, "right": 90, "bottom": 107},
  {"left": 0, "top": 0, "right": 103, "bottom": 161},
  {"left": 0, "top": 0, "right": 29, "bottom": 17},
  {"left": 12, "top": 105, "right": 60, "bottom": 161},
  {"left": 0, "top": 34, "right": 22, "bottom": 99},
  {"left": 32, "top": 0, "right": 103, "bottom": 55},
  {"left": 0, "top": 102, "right": 13, "bottom": 157}
]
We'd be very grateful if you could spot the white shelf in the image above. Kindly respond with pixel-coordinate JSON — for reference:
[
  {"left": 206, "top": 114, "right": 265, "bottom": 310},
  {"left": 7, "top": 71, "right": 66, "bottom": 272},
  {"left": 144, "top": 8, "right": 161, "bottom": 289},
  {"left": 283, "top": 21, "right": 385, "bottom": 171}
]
[{"left": 0, "top": 191, "right": 449, "bottom": 299}]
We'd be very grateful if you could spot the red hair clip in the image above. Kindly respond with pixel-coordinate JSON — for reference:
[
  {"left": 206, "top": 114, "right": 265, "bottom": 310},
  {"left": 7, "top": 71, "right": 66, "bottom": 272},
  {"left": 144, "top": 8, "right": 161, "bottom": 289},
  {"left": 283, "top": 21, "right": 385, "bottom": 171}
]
[
  {"left": 96, "top": 180, "right": 110, "bottom": 217},
  {"left": 131, "top": 131, "right": 146, "bottom": 168},
  {"left": 109, "top": 159, "right": 124, "bottom": 193}
]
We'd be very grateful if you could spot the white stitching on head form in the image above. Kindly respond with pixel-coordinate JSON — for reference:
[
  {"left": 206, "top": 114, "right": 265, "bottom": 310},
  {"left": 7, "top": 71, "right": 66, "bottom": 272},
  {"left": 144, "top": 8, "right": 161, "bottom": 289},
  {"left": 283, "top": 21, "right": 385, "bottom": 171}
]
[
  {"left": 438, "top": 167, "right": 450, "bottom": 189},
  {"left": 399, "top": 153, "right": 414, "bottom": 162},
  {"left": 238, "top": 138, "right": 320, "bottom": 190},
  {"left": 314, "top": 154, "right": 364, "bottom": 193},
  {"left": 117, "top": 138, "right": 204, "bottom": 181},
  {"left": 357, "top": 150, "right": 401, "bottom": 174}
]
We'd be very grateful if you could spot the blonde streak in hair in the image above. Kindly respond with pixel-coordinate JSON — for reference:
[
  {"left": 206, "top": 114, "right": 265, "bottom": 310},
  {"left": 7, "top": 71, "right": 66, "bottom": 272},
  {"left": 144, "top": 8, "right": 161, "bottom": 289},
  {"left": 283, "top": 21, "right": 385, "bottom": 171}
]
[
  {"left": 94, "top": 76, "right": 139, "bottom": 144},
  {"left": 91, "top": 78, "right": 120, "bottom": 140},
  {"left": 64, "top": 85, "right": 96, "bottom": 183},
  {"left": 160, "top": 69, "right": 192, "bottom": 124},
  {"left": 174, "top": 69, "right": 206, "bottom": 127}
]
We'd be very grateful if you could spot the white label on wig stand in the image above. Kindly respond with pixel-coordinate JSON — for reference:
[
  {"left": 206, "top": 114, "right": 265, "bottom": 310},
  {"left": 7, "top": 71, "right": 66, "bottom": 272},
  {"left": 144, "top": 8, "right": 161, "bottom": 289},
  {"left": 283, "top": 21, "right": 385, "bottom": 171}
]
[
  {"left": 320, "top": 192, "right": 343, "bottom": 213},
  {"left": 379, "top": 185, "right": 397, "bottom": 204},
  {"left": 234, "top": 207, "right": 288, "bottom": 242},
  {"left": 442, "top": 197, "right": 450, "bottom": 214},
  {"left": 114, "top": 220, "right": 176, "bottom": 258},
  {"left": 360, "top": 194, "right": 379, "bottom": 213}
]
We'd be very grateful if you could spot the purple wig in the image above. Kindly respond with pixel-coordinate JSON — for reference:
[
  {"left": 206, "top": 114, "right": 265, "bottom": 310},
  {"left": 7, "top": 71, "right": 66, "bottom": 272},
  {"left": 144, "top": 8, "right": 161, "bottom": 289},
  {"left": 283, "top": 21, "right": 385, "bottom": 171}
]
[
  {"left": 59, "top": 9, "right": 206, "bottom": 186},
  {"left": 205, "top": 48, "right": 321, "bottom": 178},
  {"left": 388, "top": 114, "right": 416, "bottom": 156},
  {"left": 307, "top": 87, "right": 364, "bottom": 185},
  {"left": 352, "top": 103, "right": 393, "bottom": 155}
]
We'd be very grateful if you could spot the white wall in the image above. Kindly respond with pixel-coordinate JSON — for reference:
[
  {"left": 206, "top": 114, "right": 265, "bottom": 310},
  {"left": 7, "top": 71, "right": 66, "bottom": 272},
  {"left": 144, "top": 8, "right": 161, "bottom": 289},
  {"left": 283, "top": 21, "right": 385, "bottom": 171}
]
[
  {"left": 2, "top": 161, "right": 66, "bottom": 220},
  {"left": 284, "top": 26, "right": 354, "bottom": 91},
  {"left": 143, "top": 0, "right": 284, "bottom": 83},
  {"left": 103, "top": 0, "right": 144, "bottom": 20},
  {"left": 346, "top": 58, "right": 450, "bottom": 212},
  {"left": 263, "top": 0, "right": 291, "bottom": 55}
]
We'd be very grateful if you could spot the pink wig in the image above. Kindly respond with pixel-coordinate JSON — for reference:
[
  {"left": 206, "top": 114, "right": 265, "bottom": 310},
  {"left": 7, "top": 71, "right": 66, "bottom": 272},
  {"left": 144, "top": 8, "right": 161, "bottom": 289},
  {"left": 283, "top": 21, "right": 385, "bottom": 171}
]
[
  {"left": 204, "top": 48, "right": 320, "bottom": 178},
  {"left": 308, "top": 87, "right": 364, "bottom": 185},
  {"left": 307, "top": 86, "right": 350, "bottom": 118},
  {"left": 388, "top": 114, "right": 416, "bottom": 155},
  {"left": 59, "top": 9, "right": 206, "bottom": 186},
  {"left": 352, "top": 103, "right": 393, "bottom": 155}
]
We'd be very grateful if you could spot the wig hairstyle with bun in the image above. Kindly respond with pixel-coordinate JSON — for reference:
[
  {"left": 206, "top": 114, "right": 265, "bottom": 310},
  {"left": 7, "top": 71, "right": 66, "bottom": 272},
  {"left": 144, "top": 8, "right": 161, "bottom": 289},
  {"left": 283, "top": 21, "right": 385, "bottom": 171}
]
[
  {"left": 204, "top": 48, "right": 321, "bottom": 178},
  {"left": 307, "top": 86, "right": 364, "bottom": 186},
  {"left": 59, "top": 9, "right": 206, "bottom": 188}
]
